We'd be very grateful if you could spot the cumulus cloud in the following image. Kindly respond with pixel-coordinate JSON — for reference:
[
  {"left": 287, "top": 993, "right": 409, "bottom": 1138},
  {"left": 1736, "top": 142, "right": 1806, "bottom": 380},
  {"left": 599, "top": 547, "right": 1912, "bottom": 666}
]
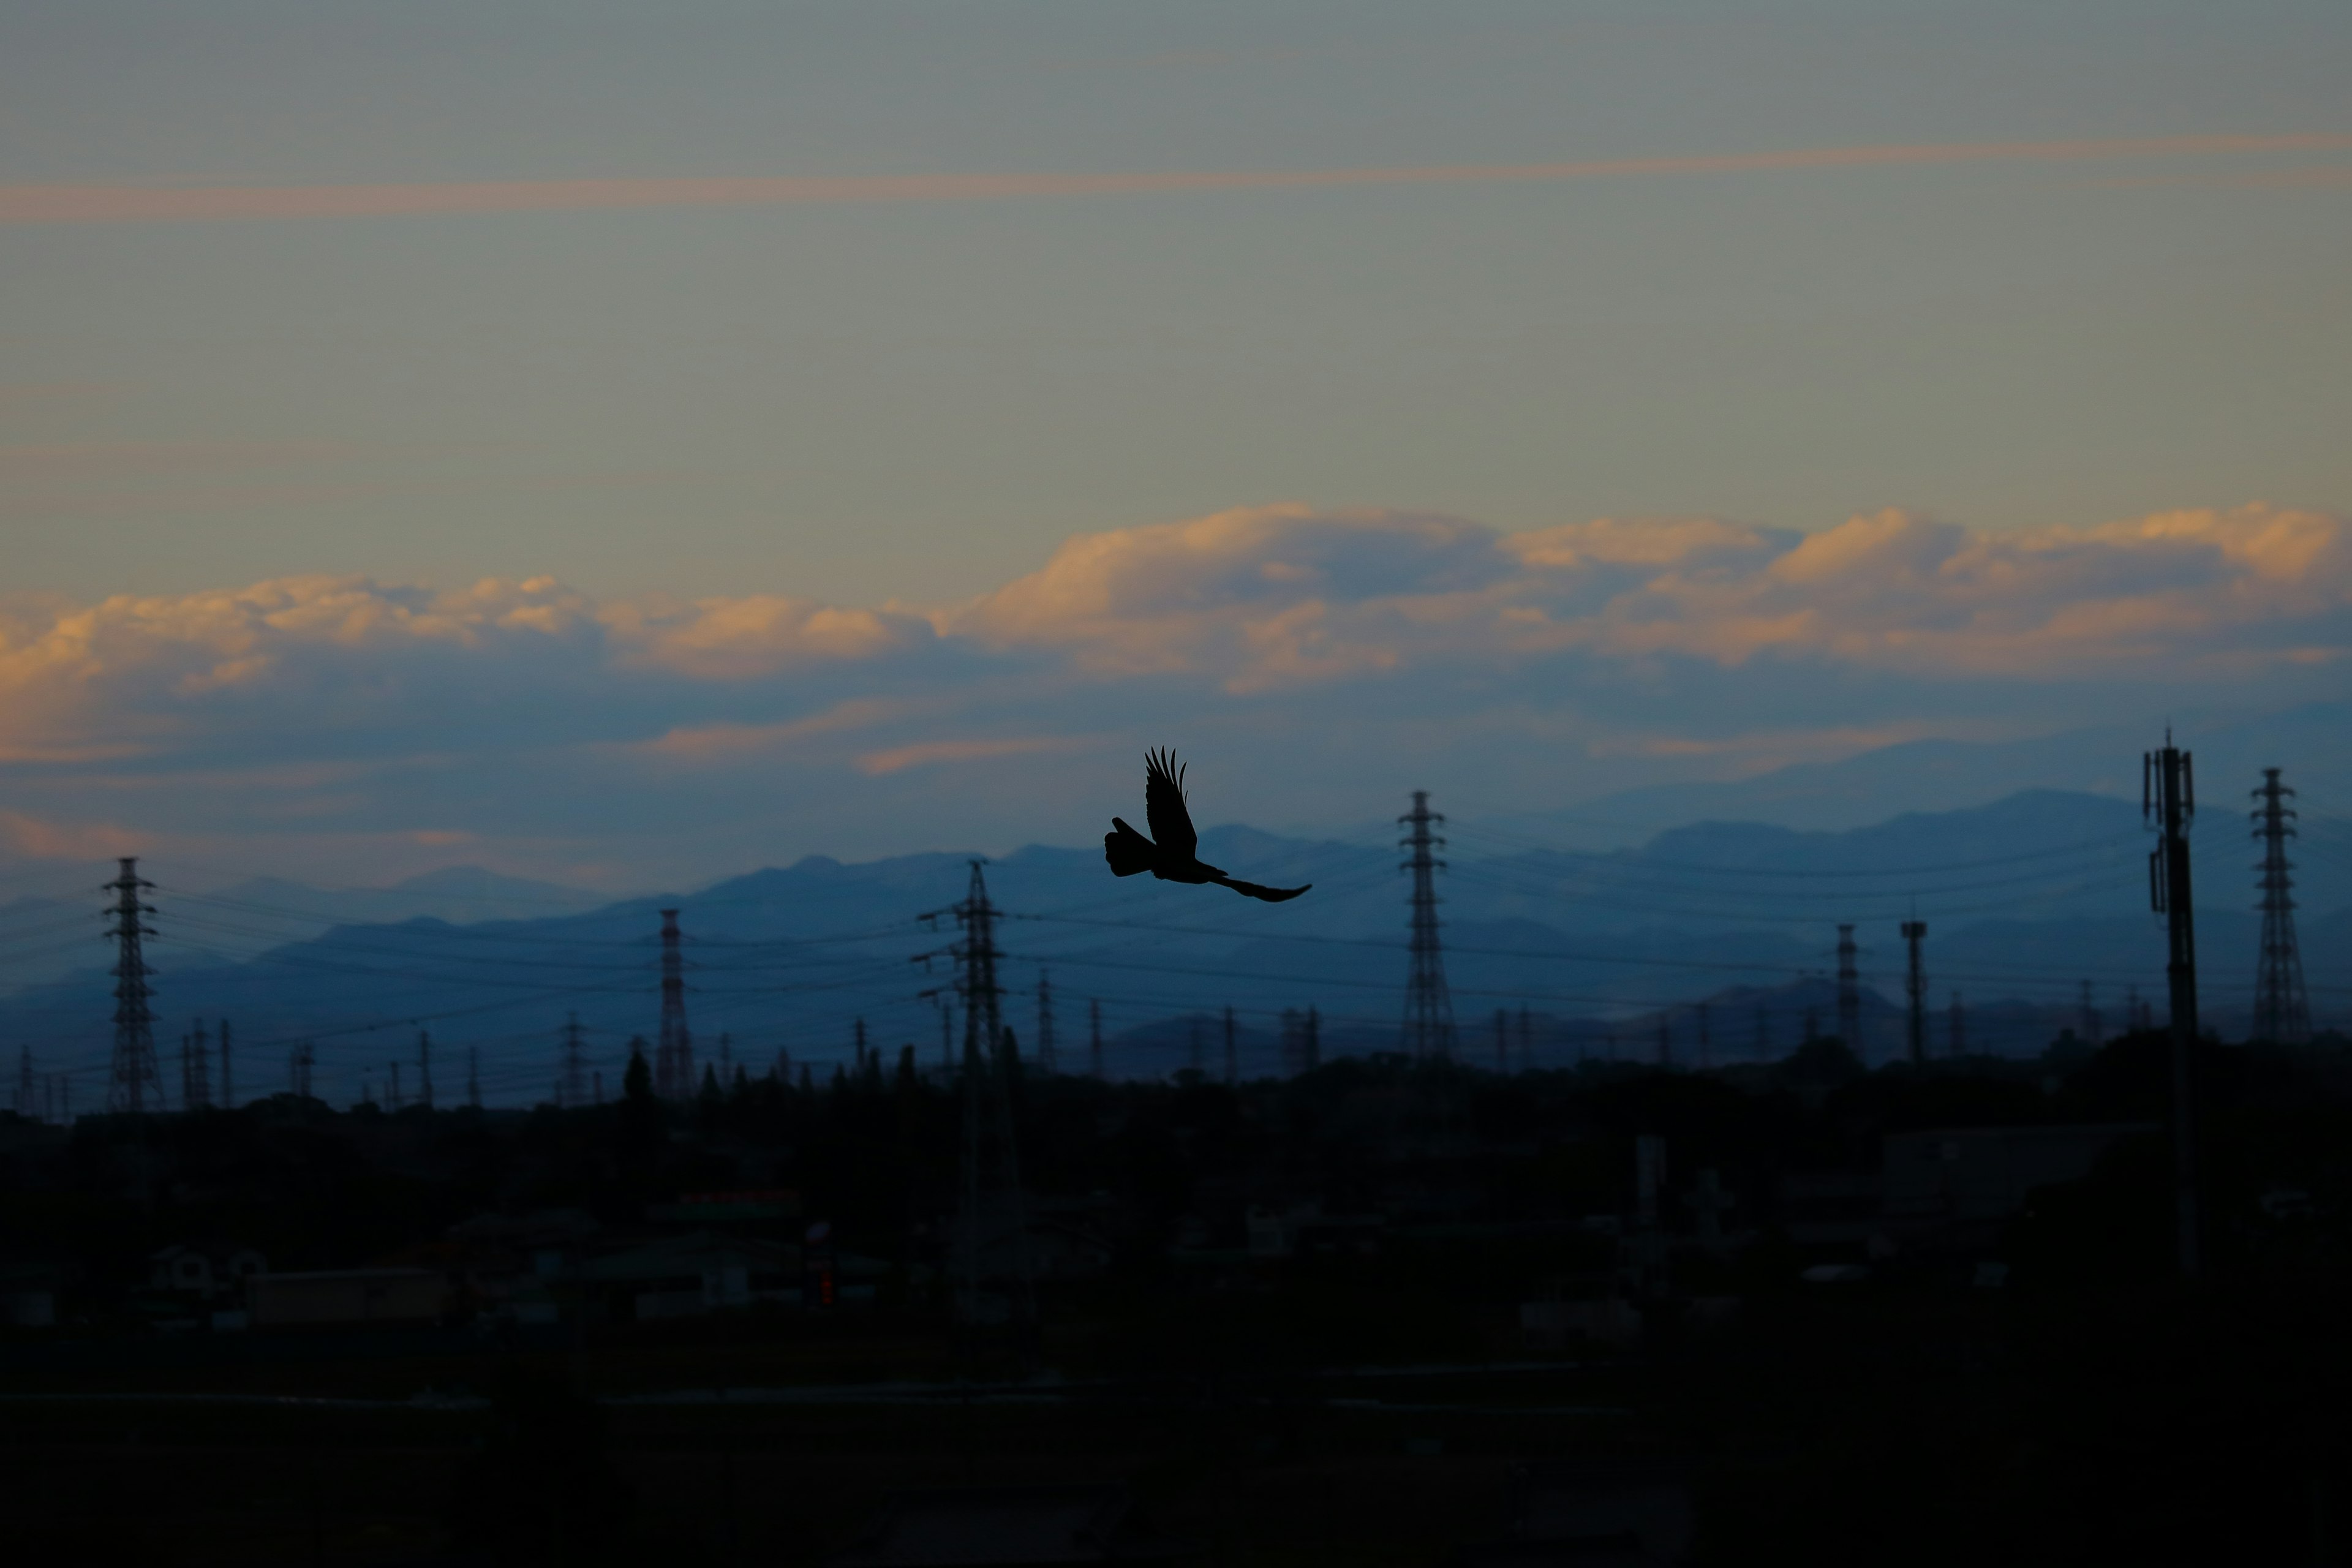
[{"left": 0, "top": 501, "right": 2342, "bottom": 881}]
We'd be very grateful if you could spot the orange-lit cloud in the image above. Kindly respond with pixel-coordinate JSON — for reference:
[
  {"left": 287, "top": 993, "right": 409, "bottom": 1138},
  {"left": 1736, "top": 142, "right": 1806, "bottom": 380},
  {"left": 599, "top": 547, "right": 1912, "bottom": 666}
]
[{"left": 5, "top": 133, "right": 2346, "bottom": 225}]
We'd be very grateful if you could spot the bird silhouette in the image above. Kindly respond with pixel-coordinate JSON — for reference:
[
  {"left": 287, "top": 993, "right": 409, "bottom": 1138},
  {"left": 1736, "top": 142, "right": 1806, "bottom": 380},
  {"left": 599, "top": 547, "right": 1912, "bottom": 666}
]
[{"left": 1104, "top": 749, "right": 1312, "bottom": 902}]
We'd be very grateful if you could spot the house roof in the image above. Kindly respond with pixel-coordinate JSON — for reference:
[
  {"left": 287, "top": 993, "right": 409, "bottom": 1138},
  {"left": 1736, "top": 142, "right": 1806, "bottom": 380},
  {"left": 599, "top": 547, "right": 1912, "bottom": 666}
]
[{"left": 827, "top": 1484, "right": 1184, "bottom": 1566}]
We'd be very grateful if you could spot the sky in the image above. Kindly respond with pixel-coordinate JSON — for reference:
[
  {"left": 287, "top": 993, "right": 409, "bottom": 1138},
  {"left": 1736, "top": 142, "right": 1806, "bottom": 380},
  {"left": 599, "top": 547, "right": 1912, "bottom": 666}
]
[{"left": 1, "top": 1, "right": 2348, "bottom": 891}]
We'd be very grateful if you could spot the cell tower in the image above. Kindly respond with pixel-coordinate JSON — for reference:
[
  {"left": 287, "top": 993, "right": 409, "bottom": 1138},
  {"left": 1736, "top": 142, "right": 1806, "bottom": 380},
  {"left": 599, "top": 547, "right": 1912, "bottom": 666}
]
[
  {"left": 1901, "top": 920, "right": 1928, "bottom": 1068},
  {"left": 105, "top": 858, "right": 164, "bottom": 1114},
  {"left": 1089, "top": 998, "right": 1104, "bottom": 1080},
  {"left": 2144, "top": 729, "right": 2200, "bottom": 1276},
  {"left": 2250, "top": 767, "right": 2312, "bottom": 1045},
  {"left": 656, "top": 908, "right": 693, "bottom": 1099},
  {"left": 915, "top": 861, "right": 1033, "bottom": 1339},
  {"left": 1834, "top": 924, "right": 1860, "bottom": 1059},
  {"left": 1036, "top": 971, "right": 1058, "bottom": 1075},
  {"left": 1398, "top": 790, "right": 1456, "bottom": 1059},
  {"left": 558, "top": 1013, "right": 587, "bottom": 1109}
]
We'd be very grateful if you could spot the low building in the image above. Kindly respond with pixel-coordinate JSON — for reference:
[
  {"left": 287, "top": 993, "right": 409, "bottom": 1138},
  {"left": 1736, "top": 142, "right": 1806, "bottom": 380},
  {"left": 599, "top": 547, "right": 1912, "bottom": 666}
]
[
  {"left": 827, "top": 1485, "right": 1189, "bottom": 1566},
  {"left": 148, "top": 1242, "right": 268, "bottom": 1301},
  {"left": 247, "top": 1268, "right": 448, "bottom": 1327},
  {"left": 1881, "top": 1123, "right": 2157, "bottom": 1224}
]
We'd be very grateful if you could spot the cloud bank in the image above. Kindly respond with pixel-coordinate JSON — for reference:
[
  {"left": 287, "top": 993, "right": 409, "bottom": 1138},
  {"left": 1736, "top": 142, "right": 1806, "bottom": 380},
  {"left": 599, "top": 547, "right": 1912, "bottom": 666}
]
[{"left": 0, "top": 502, "right": 2342, "bottom": 884}]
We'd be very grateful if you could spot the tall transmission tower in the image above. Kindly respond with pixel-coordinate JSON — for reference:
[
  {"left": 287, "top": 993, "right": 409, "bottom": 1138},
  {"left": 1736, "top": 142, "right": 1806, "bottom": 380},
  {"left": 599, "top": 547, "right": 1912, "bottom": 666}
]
[
  {"left": 2144, "top": 730, "right": 2200, "bottom": 1276},
  {"left": 656, "top": 908, "right": 693, "bottom": 1099},
  {"left": 2250, "top": 767, "right": 2312, "bottom": 1045},
  {"left": 558, "top": 1014, "right": 587, "bottom": 1109},
  {"left": 105, "top": 858, "right": 164, "bottom": 1114},
  {"left": 288, "top": 1041, "right": 313, "bottom": 1100},
  {"left": 916, "top": 861, "right": 1033, "bottom": 1339},
  {"left": 1089, "top": 998, "right": 1104, "bottom": 1080},
  {"left": 13, "top": 1044, "right": 32, "bottom": 1118},
  {"left": 1398, "top": 790, "right": 1456, "bottom": 1059},
  {"left": 417, "top": 1030, "right": 434, "bottom": 1110},
  {"left": 1834, "top": 924, "right": 1860, "bottom": 1060},
  {"left": 1035, "top": 971, "right": 1057, "bottom": 1075},
  {"left": 183, "top": 1019, "right": 211, "bottom": 1110},
  {"left": 1901, "top": 920, "right": 1928, "bottom": 1068}
]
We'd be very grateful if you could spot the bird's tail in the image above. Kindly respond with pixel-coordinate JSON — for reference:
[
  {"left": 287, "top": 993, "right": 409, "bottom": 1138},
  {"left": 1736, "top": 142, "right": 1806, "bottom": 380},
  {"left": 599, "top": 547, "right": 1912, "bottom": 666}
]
[
  {"left": 1104, "top": 818, "right": 1158, "bottom": 878},
  {"left": 1218, "top": 876, "right": 1312, "bottom": 903}
]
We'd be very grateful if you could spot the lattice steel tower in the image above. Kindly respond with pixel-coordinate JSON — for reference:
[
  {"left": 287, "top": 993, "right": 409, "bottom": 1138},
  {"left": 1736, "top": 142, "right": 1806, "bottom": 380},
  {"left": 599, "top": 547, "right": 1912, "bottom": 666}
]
[
  {"left": 916, "top": 861, "right": 1033, "bottom": 1339},
  {"left": 1901, "top": 920, "right": 1928, "bottom": 1068},
  {"left": 105, "top": 858, "right": 164, "bottom": 1113},
  {"left": 2250, "top": 767, "right": 2312, "bottom": 1045},
  {"left": 1834, "top": 924, "right": 1861, "bottom": 1059},
  {"left": 1399, "top": 790, "right": 1456, "bottom": 1059},
  {"left": 655, "top": 908, "right": 693, "bottom": 1099}
]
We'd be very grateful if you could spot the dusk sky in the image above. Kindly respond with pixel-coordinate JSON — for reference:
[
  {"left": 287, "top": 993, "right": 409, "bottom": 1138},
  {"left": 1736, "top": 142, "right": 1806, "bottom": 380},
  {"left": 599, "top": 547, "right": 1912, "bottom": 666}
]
[{"left": 2, "top": 1, "right": 2348, "bottom": 890}]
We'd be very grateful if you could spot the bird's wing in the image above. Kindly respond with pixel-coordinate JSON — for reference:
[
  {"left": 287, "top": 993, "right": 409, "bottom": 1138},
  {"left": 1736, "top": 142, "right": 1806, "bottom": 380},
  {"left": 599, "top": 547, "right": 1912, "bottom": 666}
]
[
  {"left": 1144, "top": 748, "right": 1198, "bottom": 861},
  {"left": 1215, "top": 876, "right": 1313, "bottom": 904}
]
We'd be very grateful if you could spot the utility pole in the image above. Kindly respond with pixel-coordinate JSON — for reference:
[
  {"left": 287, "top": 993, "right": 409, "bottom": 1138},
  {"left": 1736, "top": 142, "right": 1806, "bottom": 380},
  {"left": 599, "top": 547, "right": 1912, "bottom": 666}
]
[
  {"left": 219, "top": 1019, "right": 233, "bottom": 1110},
  {"left": 1834, "top": 925, "right": 1860, "bottom": 1060},
  {"left": 1901, "top": 920, "right": 1928, "bottom": 1068},
  {"left": 2145, "top": 730, "right": 2201, "bottom": 1277},
  {"left": 916, "top": 861, "right": 1033, "bottom": 1342},
  {"left": 1398, "top": 790, "right": 1456, "bottom": 1059},
  {"left": 657, "top": 908, "right": 693, "bottom": 1099},
  {"left": 2250, "top": 767, "right": 2312, "bottom": 1045},
  {"left": 466, "top": 1046, "right": 480, "bottom": 1108},
  {"left": 1036, "top": 971, "right": 1057, "bottom": 1075},
  {"left": 105, "top": 858, "right": 164, "bottom": 1114},
  {"left": 417, "top": 1030, "right": 434, "bottom": 1110},
  {"left": 1089, "top": 998, "right": 1104, "bottom": 1080},
  {"left": 559, "top": 1014, "right": 586, "bottom": 1109}
]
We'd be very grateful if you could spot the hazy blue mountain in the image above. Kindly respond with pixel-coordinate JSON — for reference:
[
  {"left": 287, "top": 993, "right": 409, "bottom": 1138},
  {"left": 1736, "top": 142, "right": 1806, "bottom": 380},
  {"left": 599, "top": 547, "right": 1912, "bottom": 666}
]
[{"left": 3, "top": 790, "right": 2337, "bottom": 1110}]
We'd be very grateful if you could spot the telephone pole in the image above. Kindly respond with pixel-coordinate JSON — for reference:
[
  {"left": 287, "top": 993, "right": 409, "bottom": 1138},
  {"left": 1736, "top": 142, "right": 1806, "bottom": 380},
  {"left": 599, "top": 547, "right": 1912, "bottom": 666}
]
[
  {"left": 1901, "top": 919, "right": 1928, "bottom": 1068},
  {"left": 657, "top": 908, "right": 693, "bottom": 1099},
  {"left": 1399, "top": 790, "right": 1456, "bottom": 1059},
  {"left": 2145, "top": 730, "right": 2201, "bottom": 1276},
  {"left": 2250, "top": 767, "right": 2312, "bottom": 1045},
  {"left": 1834, "top": 924, "right": 1860, "bottom": 1060},
  {"left": 916, "top": 861, "right": 1034, "bottom": 1341},
  {"left": 105, "top": 858, "right": 164, "bottom": 1114}
]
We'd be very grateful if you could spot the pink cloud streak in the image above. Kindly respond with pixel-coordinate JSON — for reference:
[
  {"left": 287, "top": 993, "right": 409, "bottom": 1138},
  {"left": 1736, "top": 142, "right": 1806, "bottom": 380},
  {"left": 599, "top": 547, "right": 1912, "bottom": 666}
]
[{"left": 4, "top": 133, "right": 2346, "bottom": 224}]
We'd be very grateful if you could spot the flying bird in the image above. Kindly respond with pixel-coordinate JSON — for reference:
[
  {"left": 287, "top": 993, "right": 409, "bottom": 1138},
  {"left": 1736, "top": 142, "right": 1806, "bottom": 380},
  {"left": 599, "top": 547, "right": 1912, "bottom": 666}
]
[{"left": 1104, "top": 749, "right": 1312, "bottom": 902}]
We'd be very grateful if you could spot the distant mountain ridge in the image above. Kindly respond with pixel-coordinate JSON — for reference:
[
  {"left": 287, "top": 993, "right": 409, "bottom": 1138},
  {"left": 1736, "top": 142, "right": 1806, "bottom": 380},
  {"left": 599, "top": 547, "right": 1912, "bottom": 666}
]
[{"left": 1, "top": 788, "right": 2337, "bottom": 1107}]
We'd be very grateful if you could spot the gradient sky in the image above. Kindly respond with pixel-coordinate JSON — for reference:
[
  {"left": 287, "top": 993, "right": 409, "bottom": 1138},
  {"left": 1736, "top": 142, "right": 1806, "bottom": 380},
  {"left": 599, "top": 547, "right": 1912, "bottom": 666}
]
[{"left": 1, "top": 1, "right": 2348, "bottom": 888}]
